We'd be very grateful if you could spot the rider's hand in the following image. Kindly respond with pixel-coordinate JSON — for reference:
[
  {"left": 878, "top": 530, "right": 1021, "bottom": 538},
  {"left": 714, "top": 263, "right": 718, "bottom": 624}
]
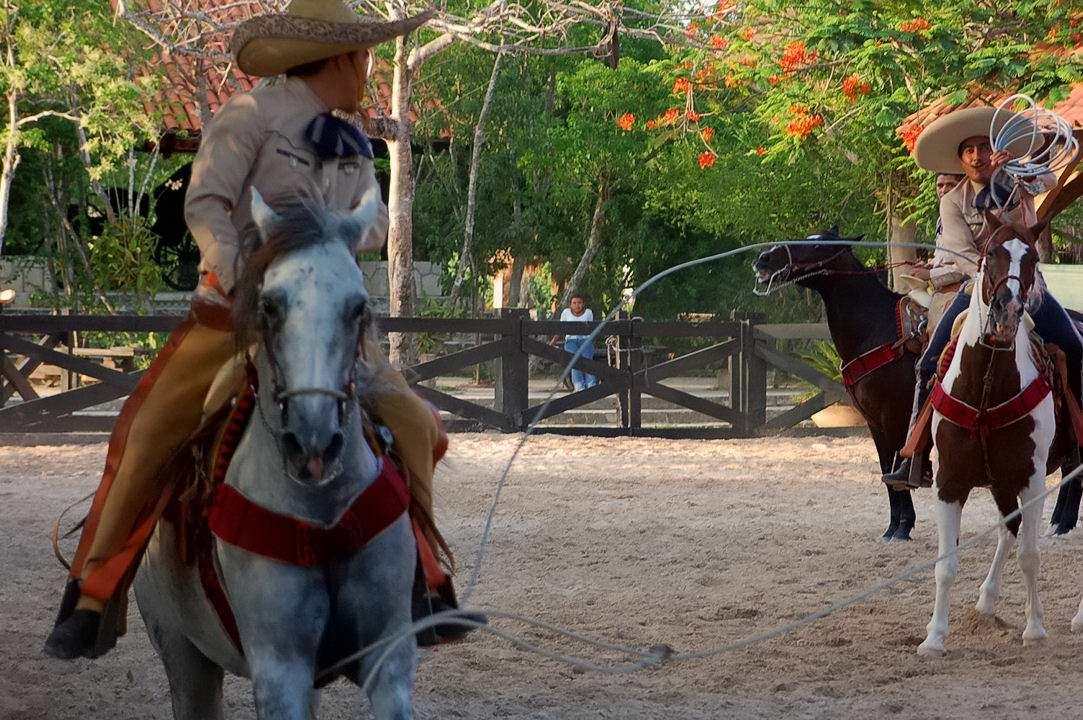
[{"left": 990, "top": 149, "right": 1014, "bottom": 170}]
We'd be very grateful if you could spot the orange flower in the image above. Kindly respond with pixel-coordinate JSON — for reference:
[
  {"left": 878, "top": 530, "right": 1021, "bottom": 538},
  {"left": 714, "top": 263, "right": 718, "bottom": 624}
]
[
  {"left": 785, "top": 113, "right": 824, "bottom": 139},
  {"left": 898, "top": 123, "right": 924, "bottom": 152},
  {"left": 756, "top": 146, "right": 766, "bottom": 156},
  {"left": 710, "top": 35, "right": 729, "bottom": 49},
  {"left": 841, "top": 74, "right": 870, "bottom": 101},
  {"left": 741, "top": 28, "right": 755, "bottom": 41},
  {"left": 660, "top": 107, "right": 681, "bottom": 125},
  {"left": 701, "top": 126, "right": 715, "bottom": 141},
  {"left": 768, "top": 74, "right": 780, "bottom": 85},
  {"left": 899, "top": 17, "right": 932, "bottom": 32},
  {"left": 673, "top": 77, "right": 692, "bottom": 95},
  {"left": 646, "top": 119, "right": 656, "bottom": 130},
  {"left": 724, "top": 75, "right": 741, "bottom": 88},
  {"left": 788, "top": 103, "right": 809, "bottom": 115},
  {"left": 686, "top": 110, "right": 701, "bottom": 122},
  {"left": 779, "top": 41, "right": 807, "bottom": 71},
  {"left": 617, "top": 113, "right": 635, "bottom": 131},
  {"left": 698, "top": 151, "right": 717, "bottom": 169},
  {"left": 737, "top": 54, "right": 757, "bottom": 67},
  {"left": 685, "top": 20, "right": 701, "bottom": 39}
]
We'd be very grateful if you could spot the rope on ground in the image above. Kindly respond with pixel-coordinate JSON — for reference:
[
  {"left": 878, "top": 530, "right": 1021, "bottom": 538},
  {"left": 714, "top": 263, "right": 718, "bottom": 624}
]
[
  {"left": 330, "top": 461, "right": 1083, "bottom": 691},
  {"left": 317, "top": 239, "right": 1014, "bottom": 685},
  {"left": 462, "top": 238, "right": 975, "bottom": 604}
]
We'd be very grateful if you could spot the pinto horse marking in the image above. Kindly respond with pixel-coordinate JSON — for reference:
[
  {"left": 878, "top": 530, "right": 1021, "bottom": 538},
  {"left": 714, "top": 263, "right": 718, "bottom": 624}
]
[{"left": 919, "top": 222, "right": 1060, "bottom": 658}]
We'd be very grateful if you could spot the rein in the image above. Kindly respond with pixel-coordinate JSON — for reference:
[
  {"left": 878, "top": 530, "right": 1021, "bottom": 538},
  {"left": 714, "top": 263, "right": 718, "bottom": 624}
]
[{"left": 755, "top": 245, "right": 911, "bottom": 297}]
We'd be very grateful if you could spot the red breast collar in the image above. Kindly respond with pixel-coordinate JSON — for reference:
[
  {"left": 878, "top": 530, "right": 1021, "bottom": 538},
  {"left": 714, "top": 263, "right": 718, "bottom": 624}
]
[
  {"left": 931, "top": 373, "right": 1051, "bottom": 435},
  {"left": 839, "top": 297, "right": 910, "bottom": 388},
  {"left": 208, "top": 457, "right": 410, "bottom": 567}
]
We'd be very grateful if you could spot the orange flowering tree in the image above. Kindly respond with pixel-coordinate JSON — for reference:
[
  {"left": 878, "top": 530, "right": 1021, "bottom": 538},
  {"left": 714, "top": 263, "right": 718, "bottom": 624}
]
[{"left": 618, "top": 1, "right": 1081, "bottom": 237}]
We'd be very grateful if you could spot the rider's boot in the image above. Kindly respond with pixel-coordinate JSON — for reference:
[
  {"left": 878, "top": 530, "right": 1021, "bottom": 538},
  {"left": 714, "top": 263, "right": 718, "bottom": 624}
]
[
  {"left": 882, "top": 451, "right": 932, "bottom": 490},
  {"left": 412, "top": 567, "right": 487, "bottom": 646},
  {"left": 43, "top": 580, "right": 121, "bottom": 660}
]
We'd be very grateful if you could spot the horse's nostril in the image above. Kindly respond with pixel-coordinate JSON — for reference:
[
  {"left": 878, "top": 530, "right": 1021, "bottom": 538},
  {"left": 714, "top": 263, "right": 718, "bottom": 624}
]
[
  {"left": 281, "top": 431, "right": 304, "bottom": 459},
  {"left": 324, "top": 431, "right": 344, "bottom": 464}
]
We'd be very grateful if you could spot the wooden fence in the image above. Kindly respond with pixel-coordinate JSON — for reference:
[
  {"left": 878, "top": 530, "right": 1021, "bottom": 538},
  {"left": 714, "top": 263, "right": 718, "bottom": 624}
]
[{"left": 0, "top": 310, "right": 848, "bottom": 438}]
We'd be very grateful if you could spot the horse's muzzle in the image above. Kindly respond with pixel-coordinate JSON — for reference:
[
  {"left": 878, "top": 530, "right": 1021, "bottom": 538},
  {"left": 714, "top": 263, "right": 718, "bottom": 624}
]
[{"left": 280, "top": 396, "right": 345, "bottom": 483}]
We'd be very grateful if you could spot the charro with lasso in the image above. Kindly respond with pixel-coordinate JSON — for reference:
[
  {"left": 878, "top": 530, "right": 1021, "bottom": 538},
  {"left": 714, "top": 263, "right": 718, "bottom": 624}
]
[
  {"left": 885, "top": 102, "right": 1083, "bottom": 489},
  {"left": 44, "top": 0, "right": 482, "bottom": 663}
]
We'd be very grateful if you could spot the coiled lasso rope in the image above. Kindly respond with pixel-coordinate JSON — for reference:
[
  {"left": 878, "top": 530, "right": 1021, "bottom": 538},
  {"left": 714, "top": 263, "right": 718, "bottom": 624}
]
[{"left": 989, "top": 93, "right": 1080, "bottom": 210}]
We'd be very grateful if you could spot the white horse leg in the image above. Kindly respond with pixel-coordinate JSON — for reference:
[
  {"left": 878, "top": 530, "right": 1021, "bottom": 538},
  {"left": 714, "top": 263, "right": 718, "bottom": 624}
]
[
  {"left": 975, "top": 523, "right": 1015, "bottom": 616},
  {"left": 919, "top": 499, "right": 962, "bottom": 657},
  {"left": 361, "top": 636, "right": 417, "bottom": 720},
  {"left": 1073, "top": 595, "right": 1083, "bottom": 632},
  {"left": 1018, "top": 474, "right": 1047, "bottom": 645},
  {"left": 147, "top": 623, "right": 225, "bottom": 720}
]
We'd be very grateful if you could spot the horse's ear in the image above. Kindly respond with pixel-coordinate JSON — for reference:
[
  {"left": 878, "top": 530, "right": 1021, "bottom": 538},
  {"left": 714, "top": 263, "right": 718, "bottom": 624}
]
[
  {"left": 340, "top": 185, "right": 386, "bottom": 255},
  {"left": 250, "top": 187, "right": 280, "bottom": 245},
  {"left": 827, "top": 224, "right": 840, "bottom": 237}
]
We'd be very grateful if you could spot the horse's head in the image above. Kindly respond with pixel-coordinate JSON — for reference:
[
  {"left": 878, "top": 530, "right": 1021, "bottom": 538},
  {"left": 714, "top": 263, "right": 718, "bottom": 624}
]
[
  {"left": 234, "top": 187, "right": 383, "bottom": 484},
  {"left": 976, "top": 212, "right": 1043, "bottom": 347},
  {"left": 753, "top": 226, "right": 861, "bottom": 293}
]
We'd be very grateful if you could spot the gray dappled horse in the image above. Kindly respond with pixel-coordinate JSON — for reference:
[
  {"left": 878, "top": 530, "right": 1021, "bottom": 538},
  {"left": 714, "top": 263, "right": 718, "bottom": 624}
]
[{"left": 134, "top": 188, "right": 418, "bottom": 719}]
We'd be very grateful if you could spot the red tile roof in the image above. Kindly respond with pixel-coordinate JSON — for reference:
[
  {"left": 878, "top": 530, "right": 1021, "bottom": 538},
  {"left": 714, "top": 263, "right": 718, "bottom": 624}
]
[
  {"left": 897, "top": 46, "right": 1083, "bottom": 150},
  {"left": 116, "top": 0, "right": 416, "bottom": 142}
]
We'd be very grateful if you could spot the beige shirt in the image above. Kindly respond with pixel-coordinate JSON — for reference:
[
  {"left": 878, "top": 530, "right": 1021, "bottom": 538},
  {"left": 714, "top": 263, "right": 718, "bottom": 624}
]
[
  {"left": 931, "top": 173, "right": 1056, "bottom": 288},
  {"left": 184, "top": 77, "right": 388, "bottom": 293}
]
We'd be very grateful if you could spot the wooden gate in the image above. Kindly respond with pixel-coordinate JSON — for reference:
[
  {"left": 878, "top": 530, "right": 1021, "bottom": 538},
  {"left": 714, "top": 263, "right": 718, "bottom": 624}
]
[{"left": 1, "top": 311, "right": 849, "bottom": 438}]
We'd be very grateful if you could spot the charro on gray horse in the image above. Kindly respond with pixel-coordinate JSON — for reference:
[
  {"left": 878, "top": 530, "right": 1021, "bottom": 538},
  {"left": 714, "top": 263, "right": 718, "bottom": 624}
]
[{"left": 134, "top": 188, "right": 418, "bottom": 719}]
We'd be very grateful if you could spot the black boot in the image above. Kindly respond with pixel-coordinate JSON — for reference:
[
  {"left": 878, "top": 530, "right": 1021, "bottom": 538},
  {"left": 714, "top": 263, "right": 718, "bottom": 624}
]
[
  {"left": 882, "top": 451, "right": 932, "bottom": 490},
  {"left": 411, "top": 565, "right": 487, "bottom": 647},
  {"left": 43, "top": 579, "right": 118, "bottom": 660}
]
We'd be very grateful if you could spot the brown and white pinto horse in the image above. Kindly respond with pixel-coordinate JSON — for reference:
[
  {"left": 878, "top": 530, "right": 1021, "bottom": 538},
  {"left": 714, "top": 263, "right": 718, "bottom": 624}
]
[{"left": 918, "top": 216, "right": 1075, "bottom": 657}]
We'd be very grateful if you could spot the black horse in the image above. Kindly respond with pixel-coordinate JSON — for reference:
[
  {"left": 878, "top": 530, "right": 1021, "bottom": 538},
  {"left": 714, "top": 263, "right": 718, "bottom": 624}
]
[
  {"left": 753, "top": 228, "right": 918, "bottom": 541},
  {"left": 753, "top": 227, "right": 1083, "bottom": 539}
]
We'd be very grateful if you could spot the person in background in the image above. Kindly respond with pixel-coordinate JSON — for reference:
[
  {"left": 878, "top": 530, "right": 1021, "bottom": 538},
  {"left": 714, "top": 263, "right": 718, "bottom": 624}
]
[{"left": 561, "top": 292, "right": 598, "bottom": 392}]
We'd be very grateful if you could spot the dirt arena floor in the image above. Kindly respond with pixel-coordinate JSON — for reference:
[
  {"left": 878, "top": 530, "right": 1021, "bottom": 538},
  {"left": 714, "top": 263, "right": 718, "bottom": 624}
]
[{"left": 2, "top": 433, "right": 1082, "bottom": 719}]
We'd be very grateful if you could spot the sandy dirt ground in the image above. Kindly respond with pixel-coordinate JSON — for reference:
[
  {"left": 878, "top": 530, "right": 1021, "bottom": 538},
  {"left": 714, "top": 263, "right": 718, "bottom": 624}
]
[{"left": 2, "top": 433, "right": 1082, "bottom": 719}]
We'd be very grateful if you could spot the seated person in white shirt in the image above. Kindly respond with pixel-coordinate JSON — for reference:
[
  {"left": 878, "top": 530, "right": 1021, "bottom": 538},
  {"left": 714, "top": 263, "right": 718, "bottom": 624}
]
[{"left": 560, "top": 292, "right": 598, "bottom": 392}]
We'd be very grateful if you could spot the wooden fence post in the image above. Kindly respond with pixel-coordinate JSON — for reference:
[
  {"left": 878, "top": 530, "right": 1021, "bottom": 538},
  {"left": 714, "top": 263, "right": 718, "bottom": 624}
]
[
  {"left": 615, "top": 312, "right": 642, "bottom": 431},
  {"left": 744, "top": 317, "right": 768, "bottom": 433},
  {"left": 494, "top": 308, "right": 529, "bottom": 430}
]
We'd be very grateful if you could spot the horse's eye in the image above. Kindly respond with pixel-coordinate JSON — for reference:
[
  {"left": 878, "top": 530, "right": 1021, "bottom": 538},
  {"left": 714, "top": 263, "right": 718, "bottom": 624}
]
[
  {"left": 349, "top": 299, "right": 368, "bottom": 323},
  {"left": 260, "top": 297, "right": 282, "bottom": 322}
]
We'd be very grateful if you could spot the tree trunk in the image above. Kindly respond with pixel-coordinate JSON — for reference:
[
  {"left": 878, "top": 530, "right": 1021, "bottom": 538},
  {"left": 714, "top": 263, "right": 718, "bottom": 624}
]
[
  {"left": 507, "top": 257, "right": 525, "bottom": 308},
  {"left": 0, "top": 90, "right": 20, "bottom": 257},
  {"left": 557, "top": 179, "right": 609, "bottom": 312},
  {"left": 449, "top": 46, "right": 505, "bottom": 308},
  {"left": 386, "top": 34, "right": 417, "bottom": 367}
]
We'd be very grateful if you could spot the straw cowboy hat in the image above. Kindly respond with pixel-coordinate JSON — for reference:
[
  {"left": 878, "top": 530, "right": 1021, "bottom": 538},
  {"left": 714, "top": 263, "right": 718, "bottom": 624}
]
[
  {"left": 231, "top": 0, "right": 433, "bottom": 77},
  {"left": 913, "top": 106, "right": 1038, "bottom": 175}
]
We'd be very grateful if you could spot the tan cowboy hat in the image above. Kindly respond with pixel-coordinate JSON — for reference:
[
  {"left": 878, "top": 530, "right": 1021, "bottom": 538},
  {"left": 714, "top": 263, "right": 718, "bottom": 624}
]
[
  {"left": 913, "top": 106, "right": 1040, "bottom": 175},
  {"left": 231, "top": 0, "right": 433, "bottom": 77}
]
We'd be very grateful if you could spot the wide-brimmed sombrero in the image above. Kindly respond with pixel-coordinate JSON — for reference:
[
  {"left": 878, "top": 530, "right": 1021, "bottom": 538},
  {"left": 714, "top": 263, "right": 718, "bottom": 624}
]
[
  {"left": 231, "top": 0, "right": 433, "bottom": 77},
  {"left": 913, "top": 106, "right": 1039, "bottom": 175}
]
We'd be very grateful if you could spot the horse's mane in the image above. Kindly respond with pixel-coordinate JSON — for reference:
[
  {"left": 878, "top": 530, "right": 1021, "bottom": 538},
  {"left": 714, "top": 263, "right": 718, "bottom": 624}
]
[{"left": 232, "top": 199, "right": 340, "bottom": 350}]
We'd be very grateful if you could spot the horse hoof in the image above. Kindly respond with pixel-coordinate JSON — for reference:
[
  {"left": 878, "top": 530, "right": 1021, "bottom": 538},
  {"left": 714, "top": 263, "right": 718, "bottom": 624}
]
[
  {"left": 1071, "top": 616, "right": 1083, "bottom": 633},
  {"left": 1022, "top": 628, "right": 1047, "bottom": 646},
  {"left": 917, "top": 639, "right": 946, "bottom": 657},
  {"left": 891, "top": 527, "right": 914, "bottom": 542},
  {"left": 1051, "top": 523, "right": 1076, "bottom": 537},
  {"left": 882, "top": 525, "right": 899, "bottom": 542}
]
